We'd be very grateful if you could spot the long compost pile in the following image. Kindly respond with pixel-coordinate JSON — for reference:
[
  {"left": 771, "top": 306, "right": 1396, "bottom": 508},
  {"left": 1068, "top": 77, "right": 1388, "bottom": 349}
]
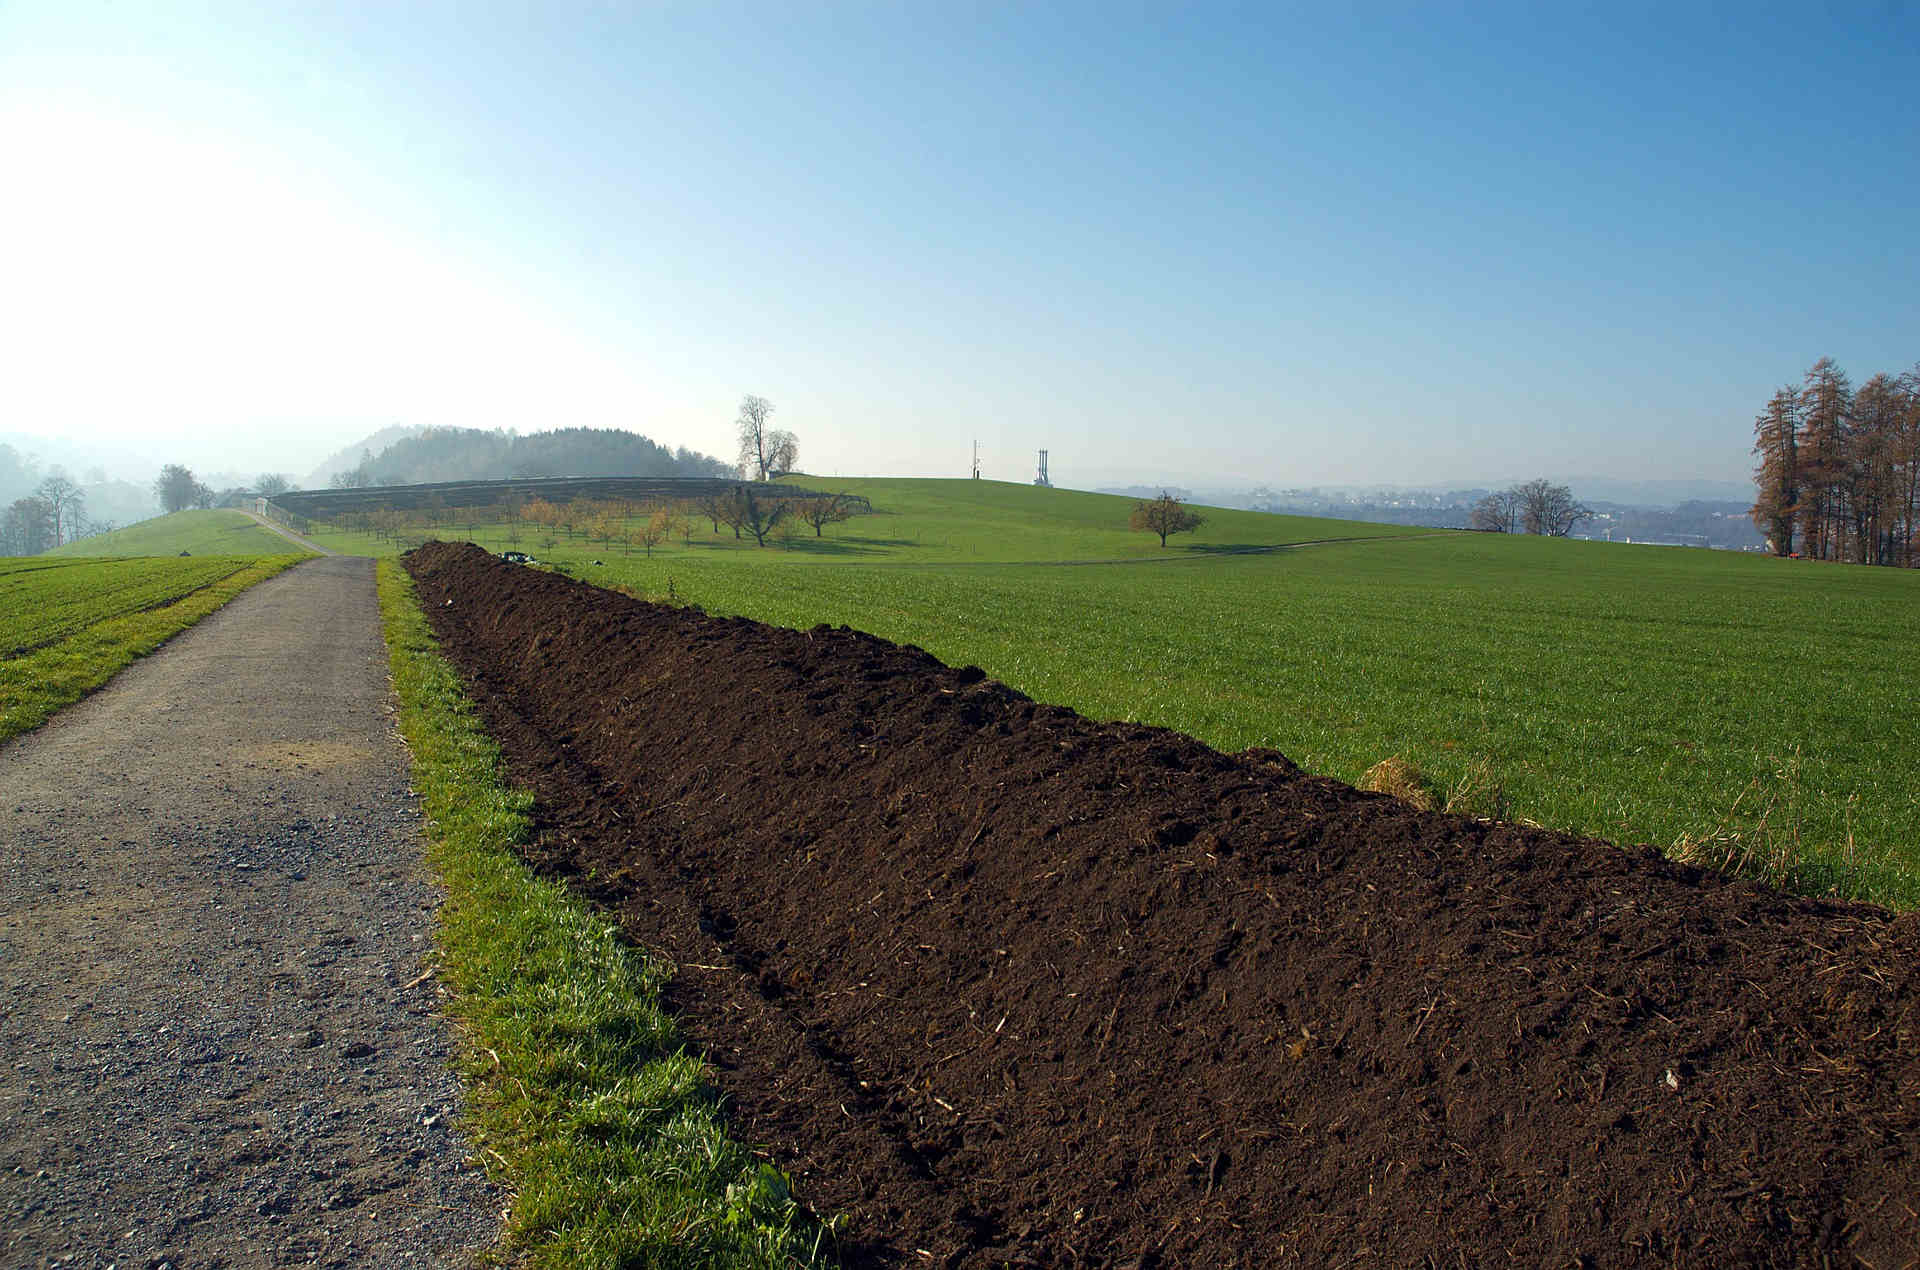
[{"left": 405, "top": 542, "right": 1919, "bottom": 1268}]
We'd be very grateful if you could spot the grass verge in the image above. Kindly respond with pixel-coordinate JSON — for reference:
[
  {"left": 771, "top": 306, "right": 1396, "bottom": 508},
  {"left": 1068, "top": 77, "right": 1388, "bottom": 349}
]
[
  {"left": 375, "top": 560, "right": 835, "bottom": 1269},
  {"left": 0, "top": 555, "right": 306, "bottom": 744}
]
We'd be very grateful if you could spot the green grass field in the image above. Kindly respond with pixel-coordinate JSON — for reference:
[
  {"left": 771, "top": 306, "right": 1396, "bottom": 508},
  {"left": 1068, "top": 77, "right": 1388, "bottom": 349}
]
[
  {"left": 2, "top": 556, "right": 259, "bottom": 654},
  {"left": 377, "top": 561, "right": 834, "bottom": 1268},
  {"left": 303, "top": 476, "right": 1418, "bottom": 563},
  {"left": 52, "top": 509, "right": 304, "bottom": 558},
  {"left": 1, "top": 553, "right": 306, "bottom": 742},
  {"left": 318, "top": 478, "right": 1920, "bottom": 906}
]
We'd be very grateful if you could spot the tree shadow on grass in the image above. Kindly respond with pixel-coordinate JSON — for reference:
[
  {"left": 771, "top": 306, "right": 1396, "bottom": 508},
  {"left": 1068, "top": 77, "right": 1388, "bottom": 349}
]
[
  {"left": 773, "top": 536, "right": 919, "bottom": 557},
  {"left": 1176, "top": 541, "right": 1296, "bottom": 555}
]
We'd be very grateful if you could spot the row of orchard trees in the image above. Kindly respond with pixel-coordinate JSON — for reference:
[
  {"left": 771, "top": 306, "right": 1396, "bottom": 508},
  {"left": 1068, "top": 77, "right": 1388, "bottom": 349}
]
[
  {"left": 331, "top": 488, "right": 859, "bottom": 555},
  {"left": 1752, "top": 358, "right": 1920, "bottom": 564}
]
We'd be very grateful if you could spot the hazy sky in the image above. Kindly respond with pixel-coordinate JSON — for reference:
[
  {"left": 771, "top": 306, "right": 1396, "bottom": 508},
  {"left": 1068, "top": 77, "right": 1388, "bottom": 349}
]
[{"left": 2, "top": 2, "right": 1915, "bottom": 490}]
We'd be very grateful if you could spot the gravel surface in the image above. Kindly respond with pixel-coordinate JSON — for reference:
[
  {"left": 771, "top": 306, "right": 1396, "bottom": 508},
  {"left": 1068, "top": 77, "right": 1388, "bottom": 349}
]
[
  {"left": 0, "top": 556, "right": 497, "bottom": 1269},
  {"left": 237, "top": 511, "right": 333, "bottom": 557}
]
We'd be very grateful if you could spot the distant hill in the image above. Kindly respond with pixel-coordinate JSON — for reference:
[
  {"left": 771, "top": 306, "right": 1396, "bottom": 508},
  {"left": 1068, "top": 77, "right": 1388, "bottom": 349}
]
[
  {"left": 1562, "top": 477, "right": 1753, "bottom": 508},
  {"left": 316, "top": 425, "right": 732, "bottom": 488},
  {"left": 300, "top": 425, "right": 428, "bottom": 490}
]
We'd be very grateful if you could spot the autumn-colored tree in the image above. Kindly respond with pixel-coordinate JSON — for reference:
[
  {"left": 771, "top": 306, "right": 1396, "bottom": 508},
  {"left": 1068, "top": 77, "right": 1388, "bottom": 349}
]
[
  {"left": 1746, "top": 357, "right": 1920, "bottom": 567},
  {"left": 1796, "top": 357, "right": 1852, "bottom": 562},
  {"left": 370, "top": 508, "right": 405, "bottom": 541},
  {"left": 1750, "top": 386, "right": 1800, "bottom": 556},
  {"left": 523, "top": 497, "right": 558, "bottom": 535},
  {"left": 1129, "top": 492, "right": 1205, "bottom": 546},
  {"left": 1895, "top": 366, "right": 1920, "bottom": 567},
  {"left": 635, "top": 508, "right": 672, "bottom": 558},
  {"left": 1849, "top": 373, "right": 1905, "bottom": 565}
]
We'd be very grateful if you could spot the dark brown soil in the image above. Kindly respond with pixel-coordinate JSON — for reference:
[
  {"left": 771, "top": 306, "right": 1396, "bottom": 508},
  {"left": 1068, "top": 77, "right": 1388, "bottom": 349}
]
[{"left": 405, "top": 541, "right": 1920, "bottom": 1269}]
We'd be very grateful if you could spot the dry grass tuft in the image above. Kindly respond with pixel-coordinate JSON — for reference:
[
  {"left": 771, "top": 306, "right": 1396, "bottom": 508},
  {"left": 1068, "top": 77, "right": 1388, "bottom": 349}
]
[
  {"left": 1359, "top": 756, "right": 1442, "bottom": 812},
  {"left": 1671, "top": 749, "right": 1815, "bottom": 891},
  {"left": 1443, "top": 756, "right": 1508, "bottom": 821}
]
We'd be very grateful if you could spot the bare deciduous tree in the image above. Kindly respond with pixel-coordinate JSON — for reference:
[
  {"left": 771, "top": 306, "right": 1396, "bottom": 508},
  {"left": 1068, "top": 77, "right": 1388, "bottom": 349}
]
[
  {"left": 727, "top": 485, "right": 789, "bottom": 546},
  {"left": 1467, "top": 495, "right": 1508, "bottom": 532},
  {"left": 796, "top": 494, "right": 854, "bottom": 537},
  {"left": 35, "top": 472, "right": 86, "bottom": 548},
  {"left": 1128, "top": 491, "right": 1205, "bottom": 547},
  {"left": 735, "top": 396, "right": 798, "bottom": 481},
  {"left": 1513, "top": 478, "right": 1591, "bottom": 537},
  {"left": 693, "top": 491, "right": 730, "bottom": 533},
  {"left": 768, "top": 430, "right": 798, "bottom": 476}
]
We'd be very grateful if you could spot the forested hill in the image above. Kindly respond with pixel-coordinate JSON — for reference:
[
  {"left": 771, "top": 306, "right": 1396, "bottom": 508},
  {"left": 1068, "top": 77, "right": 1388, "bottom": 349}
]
[{"left": 329, "top": 426, "right": 733, "bottom": 487}]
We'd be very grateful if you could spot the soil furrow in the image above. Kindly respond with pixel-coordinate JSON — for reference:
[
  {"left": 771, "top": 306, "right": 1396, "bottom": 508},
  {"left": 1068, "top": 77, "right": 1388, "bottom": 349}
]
[{"left": 407, "top": 541, "right": 1920, "bottom": 1269}]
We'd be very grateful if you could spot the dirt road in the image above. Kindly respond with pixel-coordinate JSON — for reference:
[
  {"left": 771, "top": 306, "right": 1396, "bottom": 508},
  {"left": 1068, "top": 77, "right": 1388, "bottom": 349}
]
[
  {"left": 0, "top": 556, "right": 495, "bottom": 1268},
  {"left": 240, "top": 510, "right": 334, "bottom": 556}
]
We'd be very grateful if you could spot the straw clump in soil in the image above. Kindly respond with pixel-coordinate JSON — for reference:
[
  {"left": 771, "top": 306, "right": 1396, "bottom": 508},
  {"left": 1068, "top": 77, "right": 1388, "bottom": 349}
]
[{"left": 405, "top": 541, "right": 1920, "bottom": 1269}]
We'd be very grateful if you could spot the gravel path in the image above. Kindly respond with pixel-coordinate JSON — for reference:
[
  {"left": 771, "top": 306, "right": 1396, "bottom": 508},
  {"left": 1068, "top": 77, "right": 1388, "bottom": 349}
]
[
  {"left": 0, "top": 556, "right": 497, "bottom": 1269},
  {"left": 238, "top": 511, "right": 334, "bottom": 557}
]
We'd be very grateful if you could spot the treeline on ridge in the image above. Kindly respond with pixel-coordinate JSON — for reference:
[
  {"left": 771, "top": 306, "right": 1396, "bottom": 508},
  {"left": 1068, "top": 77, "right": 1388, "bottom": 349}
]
[
  {"left": 1751, "top": 357, "right": 1920, "bottom": 564},
  {"left": 328, "top": 425, "right": 733, "bottom": 488}
]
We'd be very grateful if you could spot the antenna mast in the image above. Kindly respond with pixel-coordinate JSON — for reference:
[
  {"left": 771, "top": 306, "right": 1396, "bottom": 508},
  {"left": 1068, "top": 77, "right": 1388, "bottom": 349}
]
[
  {"left": 972, "top": 440, "right": 981, "bottom": 480},
  {"left": 1034, "top": 449, "right": 1051, "bottom": 487}
]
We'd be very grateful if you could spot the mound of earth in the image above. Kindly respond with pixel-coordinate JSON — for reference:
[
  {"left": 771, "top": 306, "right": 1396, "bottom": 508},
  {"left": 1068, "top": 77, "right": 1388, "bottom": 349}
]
[{"left": 405, "top": 541, "right": 1920, "bottom": 1268}]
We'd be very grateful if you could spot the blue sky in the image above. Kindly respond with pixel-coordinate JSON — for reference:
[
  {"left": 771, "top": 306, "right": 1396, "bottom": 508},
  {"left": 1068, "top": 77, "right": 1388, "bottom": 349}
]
[{"left": 2, "top": 1, "right": 1915, "bottom": 491}]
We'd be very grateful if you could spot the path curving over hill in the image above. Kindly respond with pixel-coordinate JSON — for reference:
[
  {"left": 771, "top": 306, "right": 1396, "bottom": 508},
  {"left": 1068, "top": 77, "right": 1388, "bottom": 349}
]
[
  {"left": 0, "top": 556, "right": 495, "bottom": 1268},
  {"left": 408, "top": 540, "right": 1919, "bottom": 1269},
  {"left": 240, "top": 508, "right": 335, "bottom": 555}
]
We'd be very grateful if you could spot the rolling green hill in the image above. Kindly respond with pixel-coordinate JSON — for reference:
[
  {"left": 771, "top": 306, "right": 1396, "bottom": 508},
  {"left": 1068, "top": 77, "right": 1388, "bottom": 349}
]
[
  {"left": 761, "top": 477, "right": 1418, "bottom": 563},
  {"left": 52, "top": 510, "right": 310, "bottom": 558},
  {"left": 312, "top": 477, "right": 1920, "bottom": 904},
  {"left": 305, "top": 477, "right": 1417, "bottom": 563}
]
